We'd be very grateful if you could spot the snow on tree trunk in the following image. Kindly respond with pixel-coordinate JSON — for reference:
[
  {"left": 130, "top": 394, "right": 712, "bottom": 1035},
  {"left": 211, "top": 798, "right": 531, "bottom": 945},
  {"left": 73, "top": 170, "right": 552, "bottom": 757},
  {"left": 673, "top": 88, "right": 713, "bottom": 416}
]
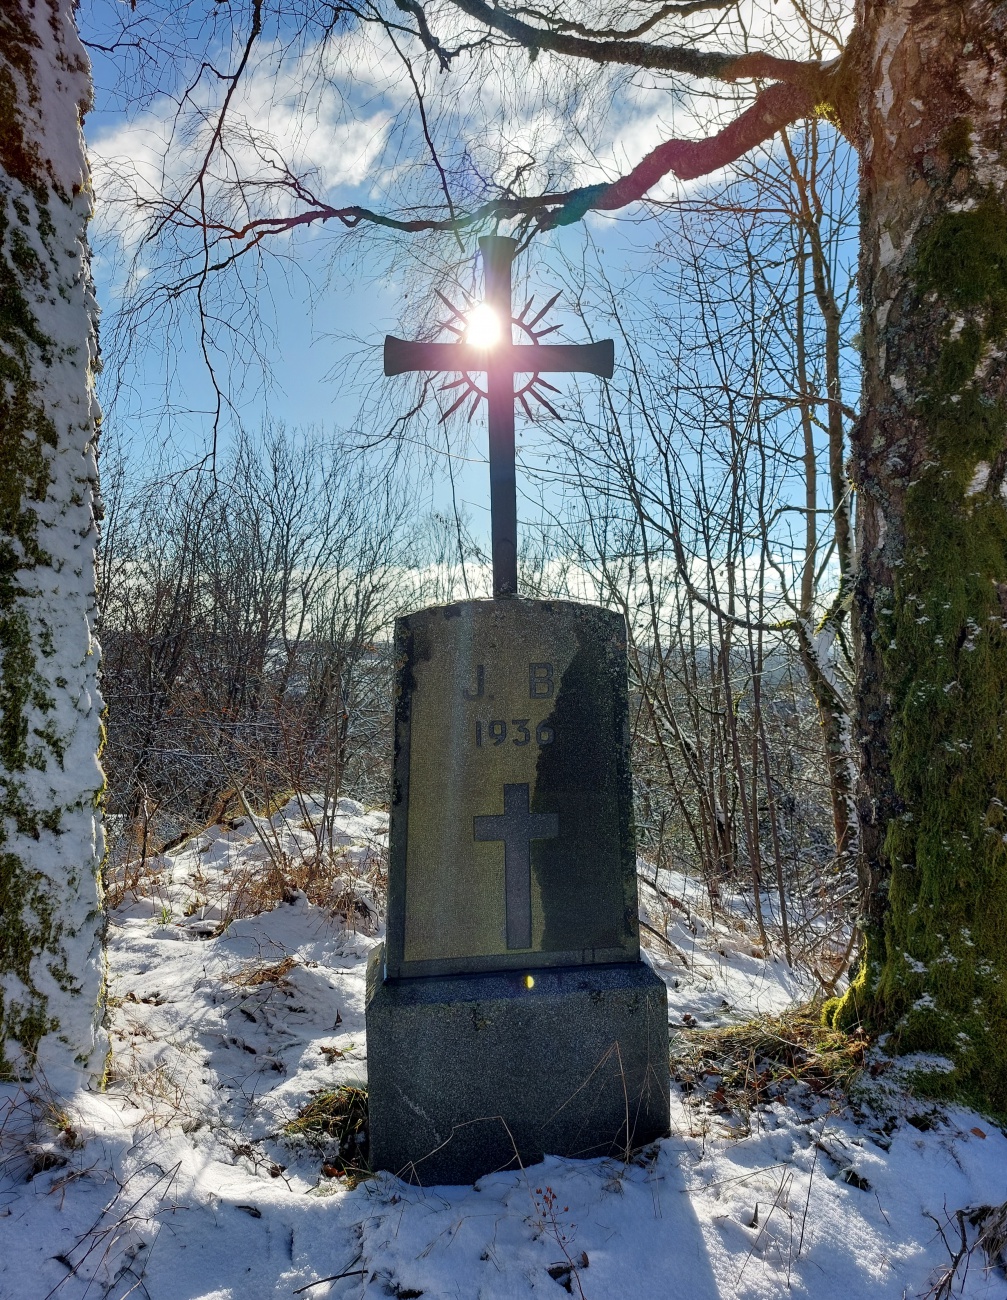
[
  {"left": 795, "top": 618, "right": 859, "bottom": 873},
  {"left": 0, "top": 1, "right": 105, "bottom": 1090},
  {"left": 827, "top": 0, "right": 1007, "bottom": 1113}
]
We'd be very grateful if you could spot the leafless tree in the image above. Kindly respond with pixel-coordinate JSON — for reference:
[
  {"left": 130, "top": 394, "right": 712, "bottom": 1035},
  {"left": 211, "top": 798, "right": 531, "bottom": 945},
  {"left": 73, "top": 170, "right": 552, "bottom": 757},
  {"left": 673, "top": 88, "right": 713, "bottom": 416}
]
[
  {"left": 99, "top": 426, "right": 409, "bottom": 874},
  {"left": 515, "top": 118, "right": 858, "bottom": 970}
]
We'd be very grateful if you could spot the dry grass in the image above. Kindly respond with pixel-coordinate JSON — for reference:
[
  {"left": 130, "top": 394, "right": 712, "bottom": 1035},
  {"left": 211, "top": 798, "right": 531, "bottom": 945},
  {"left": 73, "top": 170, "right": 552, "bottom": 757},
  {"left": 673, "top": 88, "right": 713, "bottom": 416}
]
[
  {"left": 105, "top": 1039, "right": 209, "bottom": 1134},
  {"left": 103, "top": 814, "right": 174, "bottom": 912},
  {"left": 284, "top": 1086, "right": 371, "bottom": 1186},
  {"left": 673, "top": 1010, "right": 867, "bottom": 1123},
  {"left": 105, "top": 786, "right": 387, "bottom": 939},
  {"left": 0, "top": 1082, "right": 85, "bottom": 1189},
  {"left": 227, "top": 956, "right": 298, "bottom": 988},
  {"left": 923, "top": 1200, "right": 1007, "bottom": 1299},
  {"left": 218, "top": 844, "right": 383, "bottom": 932},
  {"left": 209, "top": 785, "right": 385, "bottom": 929}
]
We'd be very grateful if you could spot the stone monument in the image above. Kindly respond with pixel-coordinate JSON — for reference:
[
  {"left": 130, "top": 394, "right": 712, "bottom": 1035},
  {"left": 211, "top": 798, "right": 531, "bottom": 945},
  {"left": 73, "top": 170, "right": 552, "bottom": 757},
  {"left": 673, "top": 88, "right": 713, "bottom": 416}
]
[{"left": 366, "top": 238, "right": 670, "bottom": 1185}]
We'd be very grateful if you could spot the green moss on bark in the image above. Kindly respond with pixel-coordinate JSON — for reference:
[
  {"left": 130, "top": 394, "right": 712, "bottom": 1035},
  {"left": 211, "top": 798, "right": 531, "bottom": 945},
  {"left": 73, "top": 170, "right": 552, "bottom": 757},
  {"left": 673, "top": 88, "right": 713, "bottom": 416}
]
[
  {"left": 939, "top": 118, "right": 974, "bottom": 170},
  {"left": 0, "top": 1, "right": 103, "bottom": 1082},
  {"left": 0, "top": 184, "right": 62, "bottom": 1077},
  {"left": 826, "top": 195, "right": 1007, "bottom": 1116}
]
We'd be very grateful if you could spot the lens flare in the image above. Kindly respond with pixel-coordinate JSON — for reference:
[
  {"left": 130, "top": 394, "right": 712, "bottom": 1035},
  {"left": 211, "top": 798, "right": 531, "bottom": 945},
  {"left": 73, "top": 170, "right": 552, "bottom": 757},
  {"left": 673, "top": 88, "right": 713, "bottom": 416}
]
[{"left": 464, "top": 303, "right": 501, "bottom": 349}]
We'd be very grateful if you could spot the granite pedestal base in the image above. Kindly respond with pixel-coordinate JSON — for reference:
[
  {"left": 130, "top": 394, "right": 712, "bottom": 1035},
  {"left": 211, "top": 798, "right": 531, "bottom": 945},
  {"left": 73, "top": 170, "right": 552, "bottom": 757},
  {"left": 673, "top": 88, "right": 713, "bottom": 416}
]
[{"left": 365, "top": 947, "right": 670, "bottom": 1186}]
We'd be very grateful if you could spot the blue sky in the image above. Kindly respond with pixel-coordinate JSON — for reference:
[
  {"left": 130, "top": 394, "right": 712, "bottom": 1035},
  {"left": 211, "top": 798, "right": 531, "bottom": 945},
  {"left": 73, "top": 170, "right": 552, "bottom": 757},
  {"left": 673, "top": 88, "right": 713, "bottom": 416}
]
[
  {"left": 78, "top": 0, "right": 859, "bottom": 577},
  {"left": 80, "top": 0, "right": 635, "bottom": 540}
]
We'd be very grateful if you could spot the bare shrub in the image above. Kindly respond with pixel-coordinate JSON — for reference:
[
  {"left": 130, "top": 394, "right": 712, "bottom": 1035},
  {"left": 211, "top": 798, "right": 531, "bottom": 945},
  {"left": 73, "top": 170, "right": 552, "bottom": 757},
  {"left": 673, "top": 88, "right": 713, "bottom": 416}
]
[{"left": 99, "top": 425, "right": 409, "bottom": 874}]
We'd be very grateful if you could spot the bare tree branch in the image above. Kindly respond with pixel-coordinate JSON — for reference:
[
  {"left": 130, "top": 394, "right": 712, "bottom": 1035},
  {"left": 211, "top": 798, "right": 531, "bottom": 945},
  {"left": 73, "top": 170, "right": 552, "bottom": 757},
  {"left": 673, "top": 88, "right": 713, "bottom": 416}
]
[
  {"left": 509, "top": 0, "right": 737, "bottom": 44},
  {"left": 197, "top": 79, "right": 818, "bottom": 259},
  {"left": 443, "top": 0, "right": 838, "bottom": 92}
]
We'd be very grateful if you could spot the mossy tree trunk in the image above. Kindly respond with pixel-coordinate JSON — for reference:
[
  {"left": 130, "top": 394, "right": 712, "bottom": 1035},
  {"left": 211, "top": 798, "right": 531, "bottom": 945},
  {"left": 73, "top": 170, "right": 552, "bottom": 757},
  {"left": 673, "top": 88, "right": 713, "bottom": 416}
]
[
  {"left": 0, "top": 1, "right": 105, "bottom": 1089},
  {"left": 826, "top": 0, "right": 1007, "bottom": 1114}
]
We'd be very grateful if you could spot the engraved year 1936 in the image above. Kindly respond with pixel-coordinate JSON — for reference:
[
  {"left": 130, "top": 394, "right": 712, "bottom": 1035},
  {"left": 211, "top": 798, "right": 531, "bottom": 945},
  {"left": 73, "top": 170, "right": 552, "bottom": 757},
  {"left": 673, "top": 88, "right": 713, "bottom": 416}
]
[{"left": 474, "top": 718, "right": 555, "bottom": 747}]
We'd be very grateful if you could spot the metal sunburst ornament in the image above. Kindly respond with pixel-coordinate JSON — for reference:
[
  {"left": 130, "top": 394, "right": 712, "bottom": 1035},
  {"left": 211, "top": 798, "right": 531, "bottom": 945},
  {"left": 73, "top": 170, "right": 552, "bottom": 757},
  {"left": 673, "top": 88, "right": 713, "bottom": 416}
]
[
  {"left": 383, "top": 236, "right": 614, "bottom": 597},
  {"left": 432, "top": 286, "right": 568, "bottom": 422}
]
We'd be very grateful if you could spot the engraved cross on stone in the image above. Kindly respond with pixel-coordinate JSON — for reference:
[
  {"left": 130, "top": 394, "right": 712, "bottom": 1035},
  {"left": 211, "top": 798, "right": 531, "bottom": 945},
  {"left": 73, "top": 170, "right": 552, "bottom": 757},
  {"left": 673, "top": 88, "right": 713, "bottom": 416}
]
[
  {"left": 384, "top": 236, "right": 614, "bottom": 598},
  {"left": 473, "top": 783, "right": 559, "bottom": 950}
]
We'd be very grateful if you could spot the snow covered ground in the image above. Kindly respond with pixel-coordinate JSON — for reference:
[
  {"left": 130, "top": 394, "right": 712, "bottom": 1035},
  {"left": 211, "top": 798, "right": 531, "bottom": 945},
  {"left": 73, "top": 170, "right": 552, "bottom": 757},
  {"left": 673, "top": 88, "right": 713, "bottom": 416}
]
[{"left": 2, "top": 799, "right": 1006, "bottom": 1300}]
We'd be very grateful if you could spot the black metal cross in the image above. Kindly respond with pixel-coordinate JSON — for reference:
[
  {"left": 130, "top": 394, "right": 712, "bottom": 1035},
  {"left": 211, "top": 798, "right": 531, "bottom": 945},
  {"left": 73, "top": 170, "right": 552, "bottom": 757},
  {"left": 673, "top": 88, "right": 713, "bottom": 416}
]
[
  {"left": 473, "top": 782, "right": 559, "bottom": 950},
  {"left": 384, "top": 236, "right": 614, "bottom": 598}
]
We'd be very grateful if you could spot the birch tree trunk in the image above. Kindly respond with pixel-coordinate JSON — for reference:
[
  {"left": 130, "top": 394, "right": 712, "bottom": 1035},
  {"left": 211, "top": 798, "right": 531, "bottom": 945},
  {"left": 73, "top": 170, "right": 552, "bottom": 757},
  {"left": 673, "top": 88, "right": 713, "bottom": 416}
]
[
  {"left": 0, "top": 1, "right": 105, "bottom": 1090},
  {"left": 827, "top": 0, "right": 1007, "bottom": 1112}
]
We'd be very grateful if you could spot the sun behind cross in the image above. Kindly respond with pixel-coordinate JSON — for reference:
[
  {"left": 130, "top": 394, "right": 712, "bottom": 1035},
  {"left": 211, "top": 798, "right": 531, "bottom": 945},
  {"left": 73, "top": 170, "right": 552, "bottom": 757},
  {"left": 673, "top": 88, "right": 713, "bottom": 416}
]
[
  {"left": 432, "top": 286, "right": 567, "bottom": 422},
  {"left": 383, "top": 235, "right": 613, "bottom": 596}
]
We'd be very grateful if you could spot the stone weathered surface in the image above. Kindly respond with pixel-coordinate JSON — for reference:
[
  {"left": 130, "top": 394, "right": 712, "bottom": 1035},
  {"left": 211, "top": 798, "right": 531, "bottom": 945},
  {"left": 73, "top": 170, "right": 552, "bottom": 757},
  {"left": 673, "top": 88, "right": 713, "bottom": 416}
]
[
  {"left": 365, "top": 946, "right": 670, "bottom": 1185},
  {"left": 385, "top": 598, "right": 639, "bottom": 979},
  {"left": 369, "top": 596, "right": 669, "bottom": 1185}
]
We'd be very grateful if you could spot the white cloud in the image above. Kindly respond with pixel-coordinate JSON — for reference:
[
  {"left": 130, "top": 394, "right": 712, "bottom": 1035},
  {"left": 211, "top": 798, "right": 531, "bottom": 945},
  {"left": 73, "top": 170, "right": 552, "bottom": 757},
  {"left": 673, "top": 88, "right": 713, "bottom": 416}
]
[
  {"left": 86, "top": 0, "right": 853, "bottom": 272},
  {"left": 88, "top": 32, "right": 404, "bottom": 250}
]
